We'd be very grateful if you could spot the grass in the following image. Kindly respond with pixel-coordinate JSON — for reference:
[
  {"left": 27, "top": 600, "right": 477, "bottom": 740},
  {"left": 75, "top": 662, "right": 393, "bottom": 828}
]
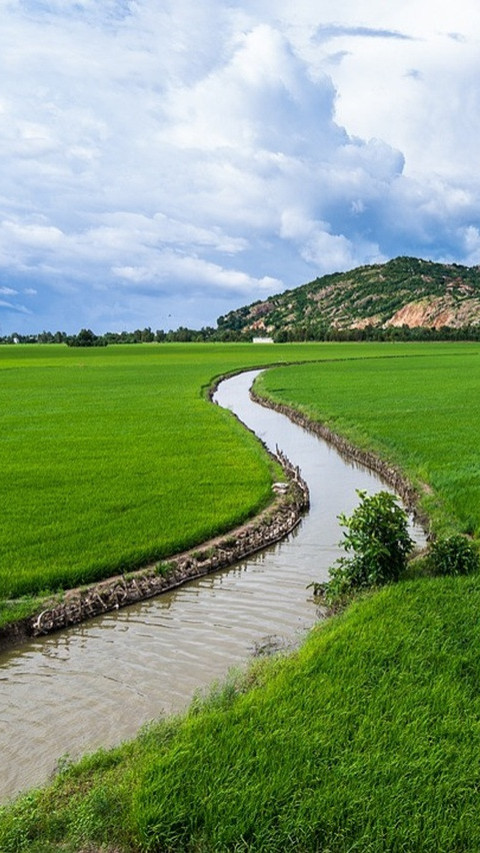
[
  {"left": 135, "top": 575, "right": 480, "bottom": 852},
  {"left": 256, "top": 346, "right": 480, "bottom": 537},
  {"left": 0, "top": 342, "right": 304, "bottom": 613},
  {"left": 1, "top": 347, "right": 271, "bottom": 600},
  {"left": 2, "top": 340, "right": 480, "bottom": 851}
]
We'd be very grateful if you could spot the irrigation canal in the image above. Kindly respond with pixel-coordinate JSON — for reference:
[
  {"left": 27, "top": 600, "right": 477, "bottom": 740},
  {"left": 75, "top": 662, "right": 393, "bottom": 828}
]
[{"left": 0, "top": 370, "right": 426, "bottom": 801}]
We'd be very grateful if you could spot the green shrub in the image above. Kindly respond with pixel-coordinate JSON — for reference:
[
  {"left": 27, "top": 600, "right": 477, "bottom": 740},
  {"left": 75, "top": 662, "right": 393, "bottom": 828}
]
[
  {"left": 427, "top": 534, "right": 479, "bottom": 576},
  {"left": 325, "top": 490, "right": 414, "bottom": 601}
]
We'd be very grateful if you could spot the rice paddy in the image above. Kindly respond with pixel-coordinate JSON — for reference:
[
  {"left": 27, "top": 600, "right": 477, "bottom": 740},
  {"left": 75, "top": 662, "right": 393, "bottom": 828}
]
[
  {"left": 1, "top": 340, "right": 477, "bottom": 616},
  {"left": 256, "top": 345, "right": 480, "bottom": 537},
  {"left": 1, "top": 344, "right": 278, "bottom": 604},
  {"left": 0, "top": 341, "right": 334, "bottom": 615}
]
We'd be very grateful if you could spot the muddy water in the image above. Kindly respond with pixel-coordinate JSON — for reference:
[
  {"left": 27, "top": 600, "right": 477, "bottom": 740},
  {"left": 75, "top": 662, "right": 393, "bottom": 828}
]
[{"left": 0, "top": 370, "right": 425, "bottom": 801}]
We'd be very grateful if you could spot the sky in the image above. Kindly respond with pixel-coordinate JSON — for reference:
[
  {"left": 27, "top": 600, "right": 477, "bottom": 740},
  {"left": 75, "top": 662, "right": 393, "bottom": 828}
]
[{"left": 1, "top": 1, "right": 480, "bottom": 335}]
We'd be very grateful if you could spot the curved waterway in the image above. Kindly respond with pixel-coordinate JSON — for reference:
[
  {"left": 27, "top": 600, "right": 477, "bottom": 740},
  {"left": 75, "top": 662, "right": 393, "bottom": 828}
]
[{"left": 0, "top": 370, "right": 425, "bottom": 801}]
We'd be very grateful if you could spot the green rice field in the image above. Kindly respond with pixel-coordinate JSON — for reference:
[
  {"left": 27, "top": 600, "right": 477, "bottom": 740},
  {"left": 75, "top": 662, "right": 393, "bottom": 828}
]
[
  {"left": 256, "top": 346, "right": 480, "bottom": 537},
  {"left": 1, "top": 343, "right": 283, "bottom": 605},
  {"left": 1, "top": 341, "right": 478, "bottom": 622},
  {"left": 0, "top": 341, "right": 337, "bottom": 620},
  {"left": 1, "top": 339, "right": 480, "bottom": 851}
]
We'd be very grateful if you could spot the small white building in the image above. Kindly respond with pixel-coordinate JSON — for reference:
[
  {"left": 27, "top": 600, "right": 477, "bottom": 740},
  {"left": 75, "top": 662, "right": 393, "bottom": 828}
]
[{"left": 252, "top": 336, "right": 274, "bottom": 344}]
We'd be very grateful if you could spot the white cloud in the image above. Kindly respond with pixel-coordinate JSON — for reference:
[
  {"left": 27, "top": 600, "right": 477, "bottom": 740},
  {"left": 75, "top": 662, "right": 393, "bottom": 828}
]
[
  {"left": 113, "top": 252, "right": 282, "bottom": 297},
  {"left": 3, "top": 220, "right": 64, "bottom": 248},
  {"left": 0, "top": 1, "right": 480, "bottom": 333},
  {"left": 279, "top": 208, "right": 383, "bottom": 271},
  {"left": 0, "top": 297, "right": 31, "bottom": 315}
]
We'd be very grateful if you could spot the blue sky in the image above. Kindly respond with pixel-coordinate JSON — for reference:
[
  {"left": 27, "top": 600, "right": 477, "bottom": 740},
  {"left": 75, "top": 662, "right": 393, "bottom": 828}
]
[{"left": 1, "top": 0, "right": 480, "bottom": 334}]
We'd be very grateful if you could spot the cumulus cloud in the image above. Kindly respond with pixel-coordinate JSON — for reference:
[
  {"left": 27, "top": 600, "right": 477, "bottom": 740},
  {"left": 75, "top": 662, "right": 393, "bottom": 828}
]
[
  {"left": 113, "top": 254, "right": 282, "bottom": 297},
  {"left": 0, "top": 1, "right": 480, "bottom": 333}
]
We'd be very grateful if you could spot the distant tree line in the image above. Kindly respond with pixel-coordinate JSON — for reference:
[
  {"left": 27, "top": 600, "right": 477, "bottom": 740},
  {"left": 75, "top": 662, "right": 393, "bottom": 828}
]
[
  {"left": 271, "top": 323, "right": 480, "bottom": 343},
  {"left": 2, "top": 322, "right": 480, "bottom": 346}
]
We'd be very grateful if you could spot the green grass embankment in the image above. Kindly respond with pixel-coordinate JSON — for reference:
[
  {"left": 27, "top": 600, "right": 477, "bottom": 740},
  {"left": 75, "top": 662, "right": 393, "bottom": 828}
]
[{"left": 3, "top": 573, "right": 480, "bottom": 851}]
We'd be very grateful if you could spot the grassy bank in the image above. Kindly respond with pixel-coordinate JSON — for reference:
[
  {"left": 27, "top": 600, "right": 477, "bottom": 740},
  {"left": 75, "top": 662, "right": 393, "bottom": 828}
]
[
  {"left": 1, "top": 341, "right": 480, "bottom": 851},
  {"left": 2, "top": 572, "right": 480, "bottom": 851}
]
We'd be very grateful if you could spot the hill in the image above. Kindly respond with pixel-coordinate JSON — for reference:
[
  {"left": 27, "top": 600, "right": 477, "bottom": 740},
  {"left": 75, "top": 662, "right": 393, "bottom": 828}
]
[{"left": 217, "top": 256, "right": 480, "bottom": 339}]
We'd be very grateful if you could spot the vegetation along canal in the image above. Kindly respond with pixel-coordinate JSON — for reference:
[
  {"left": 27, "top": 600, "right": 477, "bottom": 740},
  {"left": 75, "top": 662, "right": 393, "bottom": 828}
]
[{"left": 0, "top": 369, "right": 425, "bottom": 802}]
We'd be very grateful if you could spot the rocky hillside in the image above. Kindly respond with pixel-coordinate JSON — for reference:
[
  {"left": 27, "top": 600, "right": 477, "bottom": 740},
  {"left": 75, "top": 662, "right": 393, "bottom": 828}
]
[{"left": 217, "top": 257, "right": 480, "bottom": 338}]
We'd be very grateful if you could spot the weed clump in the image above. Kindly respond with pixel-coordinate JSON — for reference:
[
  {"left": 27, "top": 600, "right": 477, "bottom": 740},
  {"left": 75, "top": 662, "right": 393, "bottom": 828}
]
[
  {"left": 155, "top": 561, "right": 176, "bottom": 577},
  {"left": 427, "top": 534, "right": 479, "bottom": 576}
]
